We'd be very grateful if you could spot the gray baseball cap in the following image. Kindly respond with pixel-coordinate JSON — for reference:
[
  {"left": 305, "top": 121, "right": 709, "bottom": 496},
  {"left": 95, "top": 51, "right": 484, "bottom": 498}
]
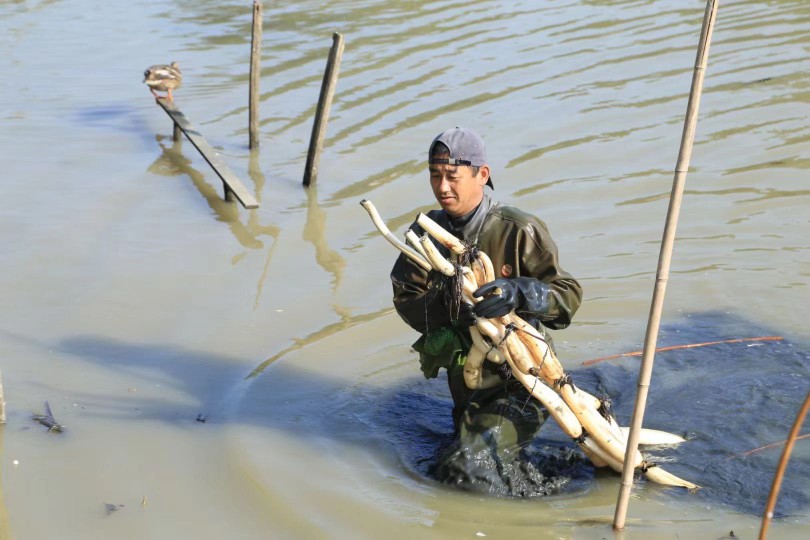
[{"left": 428, "top": 127, "right": 494, "bottom": 189}]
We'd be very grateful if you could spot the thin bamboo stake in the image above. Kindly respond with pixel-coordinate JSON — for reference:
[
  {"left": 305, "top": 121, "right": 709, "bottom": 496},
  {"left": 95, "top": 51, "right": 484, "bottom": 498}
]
[
  {"left": 303, "top": 32, "right": 345, "bottom": 187},
  {"left": 736, "top": 433, "right": 810, "bottom": 459},
  {"left": 582, "top": 336, "right": 783, "bottom": 366},
  {"left": 613, "top": 0, "right": 719, "bottom": 530},
  {"left": 0, "top": 368, "right": 5, "bottom": 424},
  {"left": 249, "top": 0, "right": 263, "bottom": 149},
  {"left": 759, "top": 392, "right": 810, "bottom": 539}
]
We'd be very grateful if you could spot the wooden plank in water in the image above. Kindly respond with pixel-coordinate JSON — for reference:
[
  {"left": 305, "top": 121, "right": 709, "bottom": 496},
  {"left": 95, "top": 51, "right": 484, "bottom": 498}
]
[{"left": 156, "top": 98, "right": 259, "bottom": 209}]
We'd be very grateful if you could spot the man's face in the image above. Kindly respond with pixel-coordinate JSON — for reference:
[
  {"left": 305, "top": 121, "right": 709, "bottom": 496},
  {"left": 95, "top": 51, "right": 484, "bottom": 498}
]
[{"left": 429, "top": 162, "right": 489, "bottom": 218}]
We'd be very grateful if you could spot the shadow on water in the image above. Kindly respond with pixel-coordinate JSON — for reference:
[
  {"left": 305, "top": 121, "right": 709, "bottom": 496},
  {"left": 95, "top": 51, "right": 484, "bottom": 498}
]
[
  {"left": 147, "top": 135, "right": 274, "bottom": 250},
  {"left": 147, "top": 138, "right": 292, "bottom": 311},
  {"left": 302, "top": 186, "right": 346, "bottom": 292},
  {"left": 604, "top": 312, "right": 810, "bottom": 517},
  {"left": 56, "top": 311, "right": 809, "bottom": 516},
  {"left": 53, "top": 336, "right": 246, "bottom": 426},
  {"left": 75, "top": 104, "right": 158, "bottom": 150}
]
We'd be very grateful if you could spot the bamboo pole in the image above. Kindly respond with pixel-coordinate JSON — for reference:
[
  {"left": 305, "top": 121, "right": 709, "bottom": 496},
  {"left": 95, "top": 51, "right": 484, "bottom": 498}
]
[
  {"left": 582, "top": 336, "right": 783, "bottom": 366},
  {"left": 737, "top": 433, "right": 810, "bottom": 459},
  {"left": 0, "top": 426, "right": 10, "bottom": 537},
  {"left": 759, "top": 392, "right": 810, "bottom": 539},
  {"left": 303, "top": 32, "right": 345, "bottom": 187},
  {"left": 249, "top": 0, "right": 263, "bottom": 149},
  {"left": 613, "top": 0, "right": 719, "bottom": 530},
  {"left": 0, "top": 368, "right": 5, "bottom": 424}
]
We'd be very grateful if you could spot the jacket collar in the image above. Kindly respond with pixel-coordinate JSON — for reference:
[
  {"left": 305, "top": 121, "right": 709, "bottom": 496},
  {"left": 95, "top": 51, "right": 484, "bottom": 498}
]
[{"left": 443, "top": 192, "right": 498, "bottom": 245}]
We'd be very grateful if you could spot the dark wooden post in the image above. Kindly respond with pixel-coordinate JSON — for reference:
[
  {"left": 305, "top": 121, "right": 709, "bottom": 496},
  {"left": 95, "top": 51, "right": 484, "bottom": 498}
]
[
  {"left": 173, "top": 122, "right": 182, "bottom": 142},
  {"left": 249, "top": 1, "right": 263, "bottom": 149},
  {"left": 303, "top": 32, "right": 345, "bottom": 187}
]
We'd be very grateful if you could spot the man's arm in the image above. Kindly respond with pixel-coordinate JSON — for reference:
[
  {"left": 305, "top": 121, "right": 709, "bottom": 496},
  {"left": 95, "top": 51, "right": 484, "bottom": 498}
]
[
  {"left": 391, "top": 251, "right": 454, "bottom": 335},
  {"left": 474, "top": 213, "right": 582, "bottom": 330},
  {"left": 517, "top": 226, "right": 582, "bottom": 329}
]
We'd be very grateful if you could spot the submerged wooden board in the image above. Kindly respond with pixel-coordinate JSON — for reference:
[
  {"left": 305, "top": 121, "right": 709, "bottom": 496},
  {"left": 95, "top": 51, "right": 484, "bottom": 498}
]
[{"left": 156, "top": 98, "right": 259, "bottom": 209}]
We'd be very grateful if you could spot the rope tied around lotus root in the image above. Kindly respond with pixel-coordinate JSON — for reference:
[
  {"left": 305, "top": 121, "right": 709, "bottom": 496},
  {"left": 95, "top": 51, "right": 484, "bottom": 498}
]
[
  {"left": 498, "top": 322, "right": 518, "bottom": 347},
  {"left": 516, "top": 324, "right": 551, "bottom": 367},
  {"left": 554, "top": 372, "right": 575, "bottom": 391},
  {"left": 519, "top": 377, "right": 538, "bottom": 414},
  {"left": 640, "top": 461, "right": 658, "bottom": 472},
  {"left": 457, "top": 243, "right": 480, "bottom": 268},
  {"left": 486, "top": 340, "right": 496, "bottom": 357},
  {"left": 422, "top": 270, "right": 449, "bottom": 333},
  {"left": 573, "top": 428, "right": 589, "bottom": 444},
  {"left": 597, "top": 397, "right": 615, "bottom": 421},
  {"left": 422, "top": 268, "right": 464, "bottom": 331},
  {"left": 442, "top": 262, "right": 467, "bottom": 320}
]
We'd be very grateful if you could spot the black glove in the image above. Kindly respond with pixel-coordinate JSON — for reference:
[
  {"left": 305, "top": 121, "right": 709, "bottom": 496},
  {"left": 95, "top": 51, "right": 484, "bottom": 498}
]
[
  {"left": 472, "top": 277, "right": 551, "bottom": 319},
  {"left": 451, "top": 301, "right": 477, "bottom": 328}
]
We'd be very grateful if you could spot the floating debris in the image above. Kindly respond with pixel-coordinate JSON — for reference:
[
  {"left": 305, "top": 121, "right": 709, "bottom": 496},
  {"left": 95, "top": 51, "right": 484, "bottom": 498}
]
[
  {"left": 32, "top": 401, "right": 64, "bottom": 433},
  {"left": 104, "top": 503, "right": 124, "bottom": 516}
]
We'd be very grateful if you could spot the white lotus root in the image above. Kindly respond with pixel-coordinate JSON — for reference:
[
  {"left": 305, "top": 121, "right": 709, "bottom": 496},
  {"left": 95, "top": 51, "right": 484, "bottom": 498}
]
[{"left": 361, "top": 199, "right": 697, "bottom": 489}]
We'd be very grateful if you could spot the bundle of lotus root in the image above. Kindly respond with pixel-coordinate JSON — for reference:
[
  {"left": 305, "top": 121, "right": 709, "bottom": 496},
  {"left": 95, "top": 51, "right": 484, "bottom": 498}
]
[{"left": 361, "top": 199, "right": 697, "bottom": 489}]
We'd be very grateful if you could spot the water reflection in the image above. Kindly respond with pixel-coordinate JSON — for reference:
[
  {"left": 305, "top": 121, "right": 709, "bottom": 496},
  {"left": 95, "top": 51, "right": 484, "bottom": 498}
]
[
  {"left": 247, "top": 305, "right": 392, "bottom": 378},
  {"left": 327, "top": 159, "right": 423, "bottom": 203},
  {"left": 303, "top": 186, "right": 346, "bottom": 291},
  {"left": 146, "top": 135, "right": 278, "bottom": 252},
  {"left": 246, "top": 152, "right": 283, "bottom": 308}
]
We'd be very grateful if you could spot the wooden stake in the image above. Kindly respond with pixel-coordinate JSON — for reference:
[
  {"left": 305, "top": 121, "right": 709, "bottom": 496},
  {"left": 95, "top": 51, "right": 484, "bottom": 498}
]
[
  {"left": 759, "top": 392, "right": 810, "bottom": 539},
  {"left": 249, "top": 1, "right": 263, "bottom": 149},
  {"left": 173, "top": 122, "right": 182, "bottom": 142},
  {"left": 613, "top": 0, "right": 719, "bottom": 530},
  {"left": 303, "top": 32, "right": 345, "bottom": 187}
]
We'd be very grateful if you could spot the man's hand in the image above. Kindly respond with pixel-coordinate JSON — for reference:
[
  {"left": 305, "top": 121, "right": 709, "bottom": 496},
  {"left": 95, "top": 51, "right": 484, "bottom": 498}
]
[
  {"left": 472, "top": 277, "right": 551, "bottom": 319},
  {"left": 452, "top": 301, "right": 477, "bottom": 328}
]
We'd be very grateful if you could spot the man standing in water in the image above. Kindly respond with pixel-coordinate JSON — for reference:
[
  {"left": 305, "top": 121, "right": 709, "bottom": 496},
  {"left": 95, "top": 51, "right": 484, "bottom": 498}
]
[{"left": 390, "top": 127, "right": 582, "bottom": 492}]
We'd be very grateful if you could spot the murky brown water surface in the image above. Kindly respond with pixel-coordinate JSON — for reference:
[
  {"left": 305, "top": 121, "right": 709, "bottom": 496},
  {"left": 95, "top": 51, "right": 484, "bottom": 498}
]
[{"left": 1, "top": 0, "right": 808, "bottom": 538}]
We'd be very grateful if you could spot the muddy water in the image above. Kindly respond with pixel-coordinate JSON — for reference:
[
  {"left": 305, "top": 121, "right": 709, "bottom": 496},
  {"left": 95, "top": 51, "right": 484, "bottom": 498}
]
[{"left": 1, "top": 0, "right": 808, "bottom": 538}]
